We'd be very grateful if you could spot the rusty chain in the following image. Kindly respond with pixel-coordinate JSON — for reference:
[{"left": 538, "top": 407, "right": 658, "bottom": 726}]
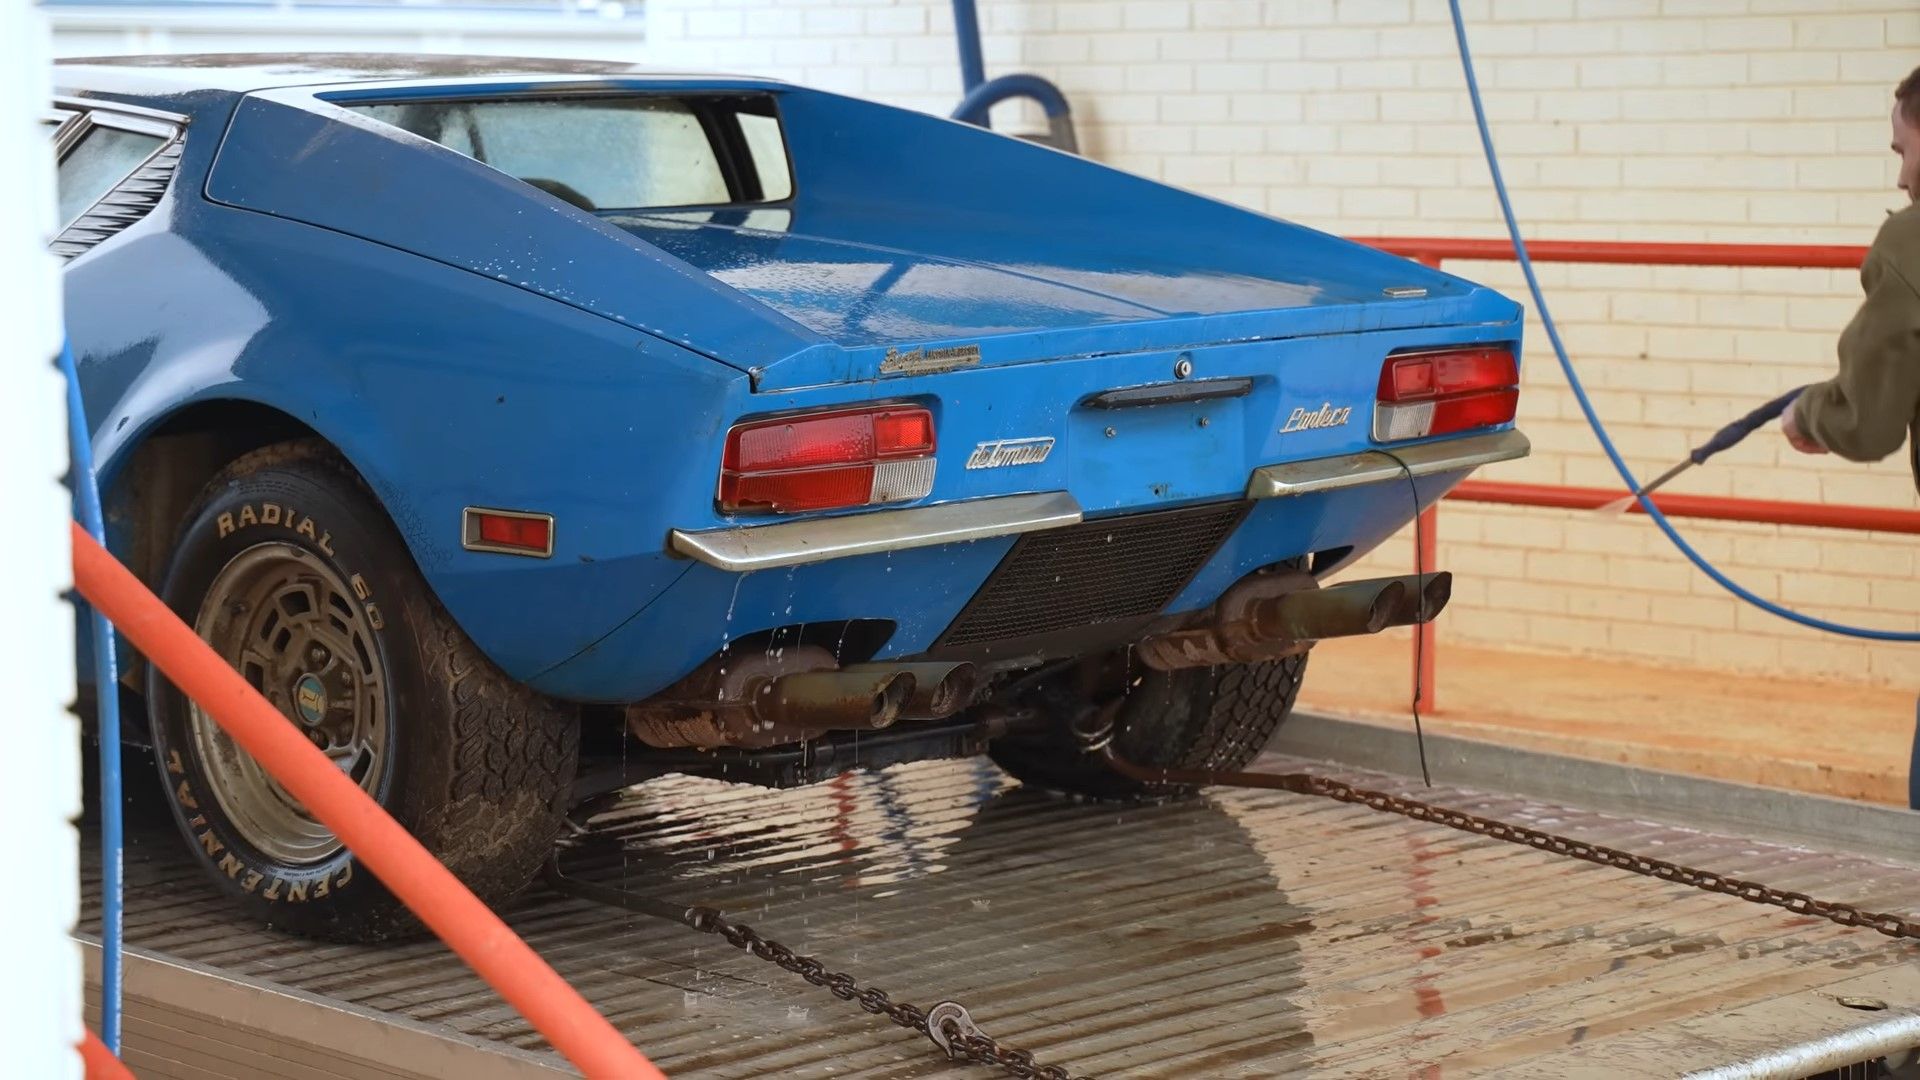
[
  {"left": 684, "top": 905, "right": 1088, "bottom": 1080},
  {"left": 541, "top": 850, "right": 1090, "bottom": 1080},
  {"left": 547, "top": 727, "right": 1920, "bottom": 1080},
  {"left": 1096, "top": 744, "right": 1920, "bottom": 941}
]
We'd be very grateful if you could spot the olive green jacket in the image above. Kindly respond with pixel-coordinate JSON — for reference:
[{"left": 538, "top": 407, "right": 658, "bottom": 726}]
[{"left": 1794, "top": 203, "right": 1920, "bottom": 491}]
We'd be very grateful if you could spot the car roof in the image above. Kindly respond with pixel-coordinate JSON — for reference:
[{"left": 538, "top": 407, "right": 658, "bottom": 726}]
[{"left": 54, "top": 52, "right": 761, "bottom": 97}]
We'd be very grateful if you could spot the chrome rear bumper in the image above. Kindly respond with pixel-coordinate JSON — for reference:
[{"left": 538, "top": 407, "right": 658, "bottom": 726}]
[
  {"left": 669, "top": 491, "right": 1083, "bottom": 573},
  {"left": 1244, "top": 428, "right": 1530, "bottom": 500},
  {"left": 669, "top": 429, "right": 1529, "bottom": 572}
]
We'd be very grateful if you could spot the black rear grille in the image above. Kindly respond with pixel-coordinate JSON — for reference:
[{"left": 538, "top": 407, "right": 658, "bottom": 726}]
[{"left": 935, "top": 501, "right": 1249, "bottom": 649}]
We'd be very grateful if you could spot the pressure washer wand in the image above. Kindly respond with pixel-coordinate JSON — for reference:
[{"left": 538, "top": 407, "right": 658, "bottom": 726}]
[{"left": 1596, "top": 385, "right": 1808, "bottom": 516}]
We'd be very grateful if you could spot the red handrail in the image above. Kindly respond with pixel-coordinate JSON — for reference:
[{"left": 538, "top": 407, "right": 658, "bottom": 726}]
[
  {"left": 1354, "top": 236, "right": 1869, "bottom": 269},
  {"left": 1349, "top": 235, "right": 1895, "bottom": 714},
  {"left": 1452, "top": 480, "right": 1920, "bottom": 535},
  {"left": 69, "top": 524, "right": 665, "bottom": 1080}
]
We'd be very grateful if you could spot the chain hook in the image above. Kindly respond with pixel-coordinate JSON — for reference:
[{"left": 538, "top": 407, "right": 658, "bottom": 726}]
[{"left": 925, "top": 1000, "right": 980, "bottom": 1060}]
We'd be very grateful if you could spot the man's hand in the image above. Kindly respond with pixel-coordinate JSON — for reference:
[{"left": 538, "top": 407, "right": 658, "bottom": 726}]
[{"left": 1782, "top": 398, "right": 1828, "bottom": 455}]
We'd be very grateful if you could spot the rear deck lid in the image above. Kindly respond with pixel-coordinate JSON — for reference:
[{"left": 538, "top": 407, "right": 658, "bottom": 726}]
[{"left": 613, "top": 206, "right": 1514, "bottom": 391}]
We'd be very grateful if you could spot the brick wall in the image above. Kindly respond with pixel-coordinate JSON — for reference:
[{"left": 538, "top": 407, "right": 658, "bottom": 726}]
[{"left": 667, "top": 0, "right": 1920, "bottom": 686}]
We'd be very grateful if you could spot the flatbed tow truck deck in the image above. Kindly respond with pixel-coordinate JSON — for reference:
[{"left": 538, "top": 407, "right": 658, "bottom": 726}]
[{"left": 84, "top": 714, "right": 1920, "bottom": 1079}]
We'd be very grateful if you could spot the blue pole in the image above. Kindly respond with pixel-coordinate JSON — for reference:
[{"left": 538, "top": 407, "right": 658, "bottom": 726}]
[
  {"left": 951, "top": 0, "right": 986, "bottom": 95},
  {"left": 59, "top": 339, "right": 123, "bottom": 1051}
]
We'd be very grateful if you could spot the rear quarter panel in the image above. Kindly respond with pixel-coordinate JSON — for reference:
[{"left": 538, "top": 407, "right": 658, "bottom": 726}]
[{"left": 71, "top": 166, "right": 739, "bottom": 680}]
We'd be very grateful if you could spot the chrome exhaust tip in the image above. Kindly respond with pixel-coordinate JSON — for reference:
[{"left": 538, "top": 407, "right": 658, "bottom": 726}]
[
  {"left": 1136, "top": 569, "right": 1456, "bottom": 672},
  {"left": 844, "top": 661, "right": 979, "bottom": 720}
]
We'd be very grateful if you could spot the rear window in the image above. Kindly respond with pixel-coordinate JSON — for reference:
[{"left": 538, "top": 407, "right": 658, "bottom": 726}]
[{"left": 347, "top": 94, "right": 792, "bottom": 213}]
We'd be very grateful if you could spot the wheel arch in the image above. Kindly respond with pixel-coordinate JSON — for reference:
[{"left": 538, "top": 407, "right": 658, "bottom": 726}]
[{"left": 102, "top": 397, "right": 342, "bottom": 593}]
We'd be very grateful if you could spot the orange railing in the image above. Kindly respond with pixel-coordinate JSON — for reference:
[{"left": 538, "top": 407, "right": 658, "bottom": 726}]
[
  {"left": 81, "top": 1031, "right": 134, "bottom": 1080},
  {"left": 71, "top": 524, "right": 664, "bottom": 1080},
  {"left": 1352, "top": 236, "right": 1898, "bottom": 713}
]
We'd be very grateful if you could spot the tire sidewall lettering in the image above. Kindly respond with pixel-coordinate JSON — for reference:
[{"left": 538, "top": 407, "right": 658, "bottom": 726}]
[{"left": 155, "top": 488, "right": 395, "bottom": 909}]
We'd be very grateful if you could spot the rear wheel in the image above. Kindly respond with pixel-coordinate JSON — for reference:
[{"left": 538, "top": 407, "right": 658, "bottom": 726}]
[
  {"left": 988, "top": 651, "right": 1309, "bottom": 801},
  {"left": 146, "top": 441, "right": 578, "bottom": 941}
]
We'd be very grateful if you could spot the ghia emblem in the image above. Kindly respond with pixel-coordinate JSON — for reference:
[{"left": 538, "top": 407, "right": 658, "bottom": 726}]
[
  {"left": 880, "top": 343, "right": 982, "bottom": 377},
  {"left": 1280, "top": 403, "right": 1353, "bottom": 434},
  {"left": 966, "top": 437, "right": 1055, "bottom": 470}
]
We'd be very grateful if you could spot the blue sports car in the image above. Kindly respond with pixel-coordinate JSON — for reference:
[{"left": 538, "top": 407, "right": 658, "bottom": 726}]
[{"left": 53, "top": 54, "right": 1527, "bottom": 940}]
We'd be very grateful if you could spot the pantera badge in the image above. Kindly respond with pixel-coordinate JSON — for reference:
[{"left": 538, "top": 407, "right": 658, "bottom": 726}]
[{"left": 1280, "top": 403, "right": 1353, "bottom": 434}]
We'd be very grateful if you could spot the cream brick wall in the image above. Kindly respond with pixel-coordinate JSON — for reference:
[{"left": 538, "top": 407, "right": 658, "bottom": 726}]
[{"left": 647, "top": 0, "right": 1920, "bottom": 688}]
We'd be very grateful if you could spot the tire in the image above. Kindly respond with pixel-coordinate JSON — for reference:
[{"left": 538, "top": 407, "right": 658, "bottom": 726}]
[
  {"left": 988, "top": 652, "right": 1308, "bottom": 801},
  {"left": 146, "top": 440, "right": 578, "bottom": 942}
]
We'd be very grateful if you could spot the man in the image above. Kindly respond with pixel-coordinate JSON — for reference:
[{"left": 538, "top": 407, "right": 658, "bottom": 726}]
[{"left": 1781, "top": 65, "right": 1920, "bottom": 808}]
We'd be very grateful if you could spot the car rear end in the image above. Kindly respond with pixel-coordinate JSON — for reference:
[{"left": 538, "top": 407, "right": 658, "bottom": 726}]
[
  {"left": 648, "top": 310, "right": 1527, "bottom": 665},
  {"left": 576, "top": 312, "right": 1525, "bottom": 767},
  {"left": 259, "top": 74, "right": 1527, "bottom": 757}
]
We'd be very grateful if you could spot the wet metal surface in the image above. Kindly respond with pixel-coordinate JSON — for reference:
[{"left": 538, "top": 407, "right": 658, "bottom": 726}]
[{"left": 86, "top": 753, "right": 1920, "bottom": 1077}]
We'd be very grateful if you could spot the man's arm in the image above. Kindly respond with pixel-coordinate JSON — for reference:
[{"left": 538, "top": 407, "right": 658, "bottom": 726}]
[{"left": 1793, "top": 210, "right": 1920, "bottom": 461}]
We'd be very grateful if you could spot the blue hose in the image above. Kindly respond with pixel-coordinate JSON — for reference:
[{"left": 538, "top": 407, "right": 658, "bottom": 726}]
[
  {"left": 1446, "top": 0, "right": 1920, "bottom": 643},
  {"left": 59, "top": 340, "right": 125, "bottom": 1048},
  {"left": 950, "top": 0, "right": 986, "bottom": 93}
]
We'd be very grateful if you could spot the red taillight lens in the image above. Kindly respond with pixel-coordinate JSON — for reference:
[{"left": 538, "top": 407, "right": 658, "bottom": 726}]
[
  {"left": 1374, "top": 346, "right": 1518, "bottom": 440},
  {"left": 1378, "top": 347, "right": 1516, "bottom": 402},
  {"left": 872, "top": 409, "right": 935, "bottom": 458},
  {"left": 730, "top": 412, "right": 874, "bottom": 472},
  {"left": 720, "top": 406, "right": 937, "bottom": 514},
  {"left": 1431, "top": 388, "right": 1521, "bottom": 434},
  {"left": 1389, "top": 359, "right": 1437, "bottom": 400}
]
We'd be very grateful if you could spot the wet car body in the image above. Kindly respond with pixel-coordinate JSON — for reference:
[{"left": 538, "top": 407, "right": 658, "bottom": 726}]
[{"left": 57, "top": 54, "right": 1527, "bottom": 757}]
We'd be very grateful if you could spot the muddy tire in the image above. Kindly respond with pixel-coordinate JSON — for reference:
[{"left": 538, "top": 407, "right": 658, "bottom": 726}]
[
  {"left": 988, "top": 653, "right": 1308, "bottom": 801},
  {"left": 146, "top": 441, "right": 577, "bottom": 942}
]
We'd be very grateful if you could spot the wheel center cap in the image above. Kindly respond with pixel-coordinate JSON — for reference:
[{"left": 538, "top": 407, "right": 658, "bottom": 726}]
[{"left": 293, "top": 673, "right": 328, "bottom": 725}]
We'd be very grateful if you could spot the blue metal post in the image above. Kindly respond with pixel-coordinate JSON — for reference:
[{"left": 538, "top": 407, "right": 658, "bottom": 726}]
[{"left": 60, "top": 340, "right": 123, "bottom": 1052}]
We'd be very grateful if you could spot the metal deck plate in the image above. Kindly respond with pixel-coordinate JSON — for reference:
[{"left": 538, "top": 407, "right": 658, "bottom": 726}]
[{"left": 85, "top": 751, "right": 1920, "bottom": 1078}]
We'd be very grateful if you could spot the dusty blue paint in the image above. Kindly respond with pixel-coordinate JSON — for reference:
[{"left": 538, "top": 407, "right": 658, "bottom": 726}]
[{"left": 57, "top": 56, "right": 1522, "bottom": 703}]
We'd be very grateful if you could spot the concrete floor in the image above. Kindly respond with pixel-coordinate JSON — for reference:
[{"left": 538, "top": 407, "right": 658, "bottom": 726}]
[{"left": 1300, "top": 632, "right": 1915, "bottom": 805}]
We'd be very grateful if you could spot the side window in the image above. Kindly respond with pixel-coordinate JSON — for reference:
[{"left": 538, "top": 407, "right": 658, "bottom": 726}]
[
  {"left": 349, "top": 94, "right": 792, "bottom": 212},
  {"left": 737, "top": 112, "right": 792, "bottom": 202},
  {"left": 58, "top": 126, "right": 166, "bottom": 228}
]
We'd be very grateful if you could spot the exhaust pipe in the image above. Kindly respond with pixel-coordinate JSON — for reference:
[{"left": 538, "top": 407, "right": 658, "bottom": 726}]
[
  {"left": 1254, "top": 577, "right": 1406, "bottom": 641},
  {"left": 1136, "top": 570, "right": 1453, "bottom": 671},
  {"left": 844, "top": 661, "right": 977, "bottom": 720},
  {"left": 628, "top": 646, "right": 923, "bottom": 749},
  {"left": 1399, "top": 572, "right": 1452, "bottom": 626},
  {"left": 753, "top": 667, "right": 915, "bottom": 731}
]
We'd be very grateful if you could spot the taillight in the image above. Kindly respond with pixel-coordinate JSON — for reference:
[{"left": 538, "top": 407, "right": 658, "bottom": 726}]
[
  {"left": 720, "top": 405, "right": 936, "bottom": 514},
  {"left": 1373, "top": 346, "right": 1519, "bottom": 441}
]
